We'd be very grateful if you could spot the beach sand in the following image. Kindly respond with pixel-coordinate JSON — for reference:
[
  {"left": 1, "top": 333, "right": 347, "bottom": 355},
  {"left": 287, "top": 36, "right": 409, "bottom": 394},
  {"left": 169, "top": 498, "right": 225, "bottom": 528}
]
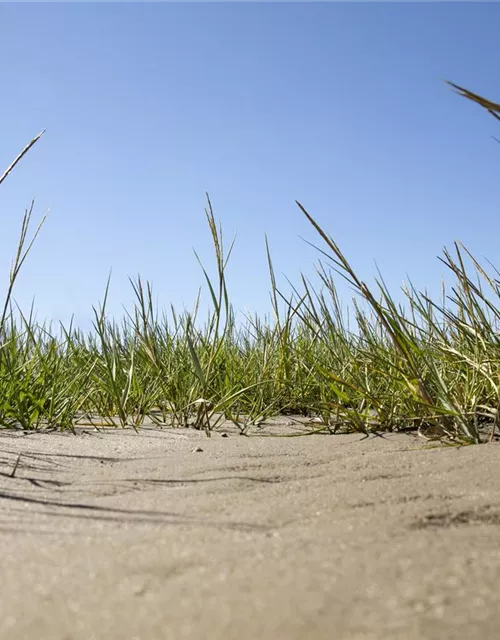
[{"left": 0, "top": 422, "right": 499, "bottom": 639}]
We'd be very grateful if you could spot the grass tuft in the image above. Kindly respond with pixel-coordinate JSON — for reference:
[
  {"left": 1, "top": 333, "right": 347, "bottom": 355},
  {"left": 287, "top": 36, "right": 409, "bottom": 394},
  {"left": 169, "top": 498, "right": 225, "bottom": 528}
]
[{"left": 1, "top": 128, "right": 498, "bottom": 443}]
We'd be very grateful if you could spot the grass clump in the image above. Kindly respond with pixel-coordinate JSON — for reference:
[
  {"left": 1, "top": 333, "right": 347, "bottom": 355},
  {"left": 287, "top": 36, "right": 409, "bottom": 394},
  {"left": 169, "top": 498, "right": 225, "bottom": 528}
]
[{"left": 1, "top": 111, "right": 500, "bottom": 444}]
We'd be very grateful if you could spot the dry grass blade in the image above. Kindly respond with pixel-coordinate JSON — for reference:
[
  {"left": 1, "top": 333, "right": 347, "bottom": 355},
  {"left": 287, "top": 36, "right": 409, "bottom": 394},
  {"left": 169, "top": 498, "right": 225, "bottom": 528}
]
[
  {"left": 0, "top": 130, "right": 46, "bottom": 188},
  {"left": 9, "top": 453, "right": 22, "bottom": 478},
  {"left": 447, "top": 81, "right": 500, "bottom": 121}
]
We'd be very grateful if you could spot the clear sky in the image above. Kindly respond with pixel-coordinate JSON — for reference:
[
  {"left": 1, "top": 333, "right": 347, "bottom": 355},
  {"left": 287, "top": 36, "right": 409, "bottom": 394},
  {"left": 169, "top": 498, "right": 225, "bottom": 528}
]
[{"left": 0, "top": 2, "right": 499, "bottom": 328}]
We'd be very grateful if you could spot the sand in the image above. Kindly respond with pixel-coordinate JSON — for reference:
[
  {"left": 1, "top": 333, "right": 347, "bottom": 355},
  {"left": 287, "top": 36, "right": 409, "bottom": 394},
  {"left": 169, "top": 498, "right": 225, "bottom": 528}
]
[{"left": 0, "top": 421, "right": 499, "bottom": 640}]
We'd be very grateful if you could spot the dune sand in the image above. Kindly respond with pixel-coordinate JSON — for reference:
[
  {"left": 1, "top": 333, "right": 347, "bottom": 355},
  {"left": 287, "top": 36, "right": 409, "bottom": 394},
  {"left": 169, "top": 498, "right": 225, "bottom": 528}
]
[{"left": 0, "top": 421, "right": 499, "bottom": 639}]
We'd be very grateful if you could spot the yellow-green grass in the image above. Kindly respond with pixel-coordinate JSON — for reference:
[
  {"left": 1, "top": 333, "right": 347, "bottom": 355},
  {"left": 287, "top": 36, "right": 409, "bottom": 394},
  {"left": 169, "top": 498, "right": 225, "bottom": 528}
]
[{"left": 1, "top": 82, "right": 499, "bottom": 443}]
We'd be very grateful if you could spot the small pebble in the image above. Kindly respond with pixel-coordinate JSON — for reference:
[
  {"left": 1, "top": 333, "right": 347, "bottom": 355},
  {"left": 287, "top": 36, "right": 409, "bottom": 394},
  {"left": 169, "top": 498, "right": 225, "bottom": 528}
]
[
  {"left": 192, "top": 446, "right": 204, "bottom": 453},
  {"left": 221, "top": 433, "right": 229, "bottom": 438}
]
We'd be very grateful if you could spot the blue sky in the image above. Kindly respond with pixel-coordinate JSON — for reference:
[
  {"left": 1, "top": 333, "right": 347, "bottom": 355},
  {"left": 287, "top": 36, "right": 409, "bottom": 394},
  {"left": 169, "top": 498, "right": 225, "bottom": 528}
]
[{"left": 0, "top": 2, "right": 499, "bottom": 328}]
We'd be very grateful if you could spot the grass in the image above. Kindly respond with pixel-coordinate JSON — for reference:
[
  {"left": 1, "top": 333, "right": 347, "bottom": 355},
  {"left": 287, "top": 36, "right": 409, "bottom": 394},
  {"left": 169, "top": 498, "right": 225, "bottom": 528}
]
[{"left": 1, "top": 105, "right": 499, "bottom": 444}]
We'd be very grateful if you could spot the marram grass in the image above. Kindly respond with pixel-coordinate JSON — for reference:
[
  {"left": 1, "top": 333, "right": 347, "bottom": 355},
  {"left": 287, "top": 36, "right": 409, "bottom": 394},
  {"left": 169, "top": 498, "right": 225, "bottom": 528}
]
[{"left": 1, "top": 103, "right": 499, "bottom": 444}]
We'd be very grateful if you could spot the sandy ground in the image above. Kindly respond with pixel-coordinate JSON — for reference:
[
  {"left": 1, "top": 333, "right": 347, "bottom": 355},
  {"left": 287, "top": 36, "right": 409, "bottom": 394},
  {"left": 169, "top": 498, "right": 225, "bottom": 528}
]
[{"left": 0, "top": 421, "right": 499, "bottom": 640}]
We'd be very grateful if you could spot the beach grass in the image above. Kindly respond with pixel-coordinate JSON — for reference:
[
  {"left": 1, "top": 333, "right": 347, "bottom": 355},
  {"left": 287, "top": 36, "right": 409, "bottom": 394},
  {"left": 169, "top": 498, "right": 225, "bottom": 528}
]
[{"left": 1, "top": 115, "right": 499, "bottom": 444}]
